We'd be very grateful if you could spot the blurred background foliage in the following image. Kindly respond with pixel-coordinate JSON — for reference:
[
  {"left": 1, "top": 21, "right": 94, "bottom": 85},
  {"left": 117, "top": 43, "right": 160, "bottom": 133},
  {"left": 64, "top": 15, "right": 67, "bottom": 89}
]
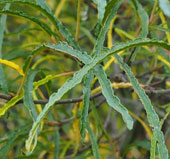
[{"left": 0, "top": 0, "right": 170, "bottom": 158}]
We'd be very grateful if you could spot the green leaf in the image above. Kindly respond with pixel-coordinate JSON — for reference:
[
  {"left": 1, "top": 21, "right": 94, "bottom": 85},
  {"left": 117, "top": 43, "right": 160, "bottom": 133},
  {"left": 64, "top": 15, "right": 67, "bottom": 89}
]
[
  {"left": 27, "top": 42, "right": 91, "bottom": 64},
  {"left": 131, "top": 0, "right": 149, "bottom": 38},
  {"left": 3, "top": 49, "right": 32, "bottom": 60},
  {"left": 92, "top": 0, "right": 133, "bottom": 130},
  {"left": 24, "top": 69, "right": 39, "bottom": 120},
  {"left": 114, "top": 54, "right": 168, "bottom": 159},
  {"left": 80, "top": 71, "right": 94, "bottom": 139},
  {"left": 93, "top": 0, "right": 122, "bottom": 55},
  {"left": 43, "top": 42, "right": 91, "bottom": 64},
  {"left": 150, "top": 134, "right": 157, "bottom": 159},
  {"left": 0, "top": 4, "right": 10, "bottom": 93},
  {"left": 159, "top": 0, "right": 170, "bottom": 17},
  {"left": 0, "top": 0, "right": 81, "bottom": 50},
  {"left": 94, "top": 65, "right": 133, "bottom": 130},
  {"left": 0, "top": 10, "right": 53, "bottom": 36},
  {"left": 33, "top": 74, "right": 56, "bottom": 90},
  {"left": 0, "top": 124, "right": 29, "bottom": 159},
  {"left": 92, "top": 0, "right": 107, "bottom": 24},
  {"left": 26, "top": 38, "right": 170, "bottom": 155},
  {"left": 149, "top": 25, "right": 170, "bottom": 34},
  {"left": 54, "top": 130, "right": 60, "bottom": 159},
  {"left": 86, "top": 121, "right": 100, "bottom": 159},
  {"left": 36, "top": 0, "right": 49, "bottom": 12},
  {"left": 0, "top": 92, "right": 23, "bottom": 117}
]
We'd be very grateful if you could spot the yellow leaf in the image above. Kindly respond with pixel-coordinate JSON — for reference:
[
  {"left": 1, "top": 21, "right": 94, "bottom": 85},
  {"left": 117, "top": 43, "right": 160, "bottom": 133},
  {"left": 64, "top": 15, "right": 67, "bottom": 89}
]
[
  {"left": 157, "top": 55, "right": 170, "bottom": 68},
  {"left": 0, "top": 92, "right": 23, "bottom": 117},
  {"left": 0, "top": 58, "right": 24, "bottom": 76}
]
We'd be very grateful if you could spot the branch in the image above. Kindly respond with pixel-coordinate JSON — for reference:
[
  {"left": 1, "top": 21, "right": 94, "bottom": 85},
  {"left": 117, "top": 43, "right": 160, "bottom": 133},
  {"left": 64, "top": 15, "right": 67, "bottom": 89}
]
[{"left": 0, "top": 89, "right": 170, "bottom": 105}]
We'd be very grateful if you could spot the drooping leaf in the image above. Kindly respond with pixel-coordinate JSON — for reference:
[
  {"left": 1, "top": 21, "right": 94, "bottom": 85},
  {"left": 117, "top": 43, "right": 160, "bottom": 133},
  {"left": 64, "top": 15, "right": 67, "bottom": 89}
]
[
  {"left": 92, "top": 0, "right": 107, "bottom": 24},
  {"left": 24, "top": 69, "right": 39, "bottom": 120},
  {"left": 36, "top": 0, "right": 50, "bottom": 12},
  {"left": 0, "top": 124, "right": 30, "bottom": 159},
  {"left": 159, "top": 0, "right": 170, "bottom": 17},
  {"left": 114, "top": 54, "right": 168, "bottom": 159},
  {"left": 0, "top": 58, "right": 24, "bottom": 76},
  {"left": 0, "top": 0, "right": 81, "bottom": 50},
  {"left": 149, "top": 25, "right": 170, "bottom": 34},
  {"left": 29, "top": 42, "right": 92, "bottom": 64},
  {"left": 150, "top": 134, "right": 156, "bottom": 159},
  {"left": 131, "top": 0, "right": 149, "bottom": 38},
  {"left": 93, "top": 0, "right": 123, "bottom": 55},
  {"left": 94, "top": 65, "right": 133, "bottom": 130},
  {"left": 54, "top": 130, "right": 60, "bottom": 159},
  {"left": 86, "top": 121, "right": 100, "bottom": 159},
  {"left": 0, "top": 4, "right": 10, "bottom": 93},
  {"left": 0, "top": 92, "right": 23, "bottom": 117},
  {"left": 80, "top": 71, "right": 94, "bottom": 139},
  {"left": 0, "top": 10, "right": 53, "bottom": 36},
  {"left": 26, "top": 38, "right": 170, "bottom": 154},
  {"left": 3, "top": 50, "right": 32, "bottom": 60},
  {"left": 43, "top": 43, "right": 91, "bottom": 64}
]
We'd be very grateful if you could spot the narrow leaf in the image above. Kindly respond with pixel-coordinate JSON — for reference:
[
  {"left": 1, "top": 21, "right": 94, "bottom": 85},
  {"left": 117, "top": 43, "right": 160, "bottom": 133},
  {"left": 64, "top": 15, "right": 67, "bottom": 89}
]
[
  {"left": 94, "top": 65, "right": 133, "bottom": 130},
  {"left": 0, "top": 0, "right": 81, "bottom": 50},
  {"left": 159, "top": 0, "right": 170, "bottom": 17},
  {"left": 114, "top": 54, "right": 168, "bottom": 159},
  {"left": 0, "top": 4, "right": 10, "bottom": 93},
  {"left": 44, "top": 42, "right": 91, "bottom": 64},
  {"left": 0, "top": 125, "right": 29, "bottom": 159},
  {"left": 0, "top": 10, "right": 53, "bottom": 36},
  {"left": 93, "top": 0, "right": 122, "bottom": 55},
  {"left": 150, "top": 134, "right": 156, "bottom": 159},
  {"left": 92, "top": 0, "right": 106, "bottom": 24},
  {"left": 86, "top": 121, "right": 100, "bottom": 159},
  {"left": 131, "top": 0, "right": 149, "bottom": 38},
  {"left": 0, "top": 92, "right": 23, "bottom": 117},
  {"left": 0, "top": 58, "right": 24, "bottom": 76},
  {"left": 149, "top": 25, "right": 170, "bottom": 34},
  {"left": 24, "top": 69, "right": 39, "bottom": 120},
  {"left": 54, "top": 130, "right": 60, "bottom": 159},
  {"left": 80, "top": 71, "right": 94, "bottom": 139},
  {"left": 26, "top": 38, "right": 170, "bottom": 154}
]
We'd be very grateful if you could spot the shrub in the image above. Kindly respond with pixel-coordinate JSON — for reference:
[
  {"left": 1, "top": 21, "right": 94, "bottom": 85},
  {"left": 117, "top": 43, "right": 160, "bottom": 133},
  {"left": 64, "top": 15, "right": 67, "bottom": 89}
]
[{"left": 0, "top": 0, "right": 170, "bottom": 158}]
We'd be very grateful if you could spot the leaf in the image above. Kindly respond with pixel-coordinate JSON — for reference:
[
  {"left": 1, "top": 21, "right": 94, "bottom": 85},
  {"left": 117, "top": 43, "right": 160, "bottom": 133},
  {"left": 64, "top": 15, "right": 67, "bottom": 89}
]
[
  {"left": 3, "top": 50, "right": 32, "bottom": 60},
  {"left": 92, "top": 0, "right": 107, "bottom": 24},
  {"left": 54, "top": 130, "right": 60, "bottom": 159},
  {"left": 24, "top": 69, "right": 39, "bottom": 120},
  {"left": 0, "top": 58, "right": 24, "bottom": 76},
  {"left": 33, "top": 75, "right": 57, "bottom": 90},
  {"left": 149, "top": 25, "right": 170, "bottom": 34},
  {"left": 0, "top": 92, "right": 23, "bottom": 117},
  {"left": 159, "top": 0, "right": 170, "bottom": 17},
  {"left": 92, "top": 0, "right": 133, "bottom": 130},
  {"left": 131, "top": 0, "right": 149, "bottom": 38},
  {"left": 27, "top": 42, "right": 91, "bottom": 64},
  {"left": 114, "top": 54, "right": 168, "bottom": 159},
  {"left": 94, "top": 65, "right": 133, "bottom": 130},
  {"left": 25, "top": 64, "right": 92, "bottom": 154},
  {"left": 150, "top": 134, "right": 156, "bottom": 159},
  {"left": 43, "top": 43, "right": 91, "bottom": 64},
  {"left": 0, "top": 10, "right": 53, "bottom": 36},
  {"left": 36, "top": 0, "right": 49, "bottom": 11},
  {"left": 0, "top": 0, "right": 81, "bottom": 50},
  {"left": 0, "top": 4, "right": 10, "bottom": 93},
  {"left": 93, "top": 0, "right": 123, "bottom": 55},
  {"left": 0, "top": 125, "right": 29, "bottom": 159},
  {"left": 26, "top": 38, "right": 170, "bottom": 154},
  {"left": 80, "top": 71, "right": 94, "bottom": 139},
  {"left": 86, "top": 121, "right": 100, "bottom": 159}
]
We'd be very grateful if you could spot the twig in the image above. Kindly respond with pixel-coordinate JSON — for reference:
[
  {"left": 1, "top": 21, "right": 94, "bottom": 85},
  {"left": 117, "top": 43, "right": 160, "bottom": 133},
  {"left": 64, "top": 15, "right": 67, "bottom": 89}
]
[{"left": 1, "top": 88, "right": 170, "bottom": 105}]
